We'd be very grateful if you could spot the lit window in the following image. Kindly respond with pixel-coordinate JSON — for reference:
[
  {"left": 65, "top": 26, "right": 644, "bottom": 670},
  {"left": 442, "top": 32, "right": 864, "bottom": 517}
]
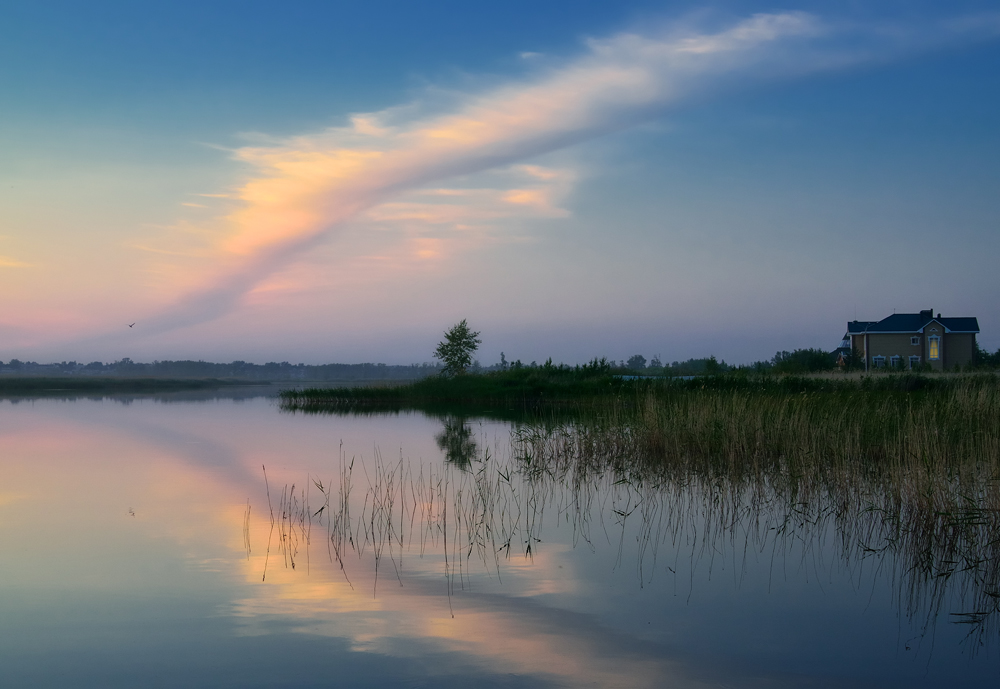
[{"left": 928, "top": 337, "right": 940, "bottom": 360}]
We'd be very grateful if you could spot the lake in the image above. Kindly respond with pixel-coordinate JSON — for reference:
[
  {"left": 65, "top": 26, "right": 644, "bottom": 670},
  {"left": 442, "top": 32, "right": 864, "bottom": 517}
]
[{"left": 0, "top": 390, "right": 995, "bottom": 687}]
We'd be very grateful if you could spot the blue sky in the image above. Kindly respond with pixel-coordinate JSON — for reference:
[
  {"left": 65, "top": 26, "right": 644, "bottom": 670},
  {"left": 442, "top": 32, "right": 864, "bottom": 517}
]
[{"left": 1, "top": 1, "right": 998, "bottom": 365}]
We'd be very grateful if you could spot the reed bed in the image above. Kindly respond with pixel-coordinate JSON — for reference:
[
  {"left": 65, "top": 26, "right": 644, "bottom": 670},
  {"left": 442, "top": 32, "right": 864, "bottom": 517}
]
[
  {"left": 265, "top": 375, "right": 1000, "bottom": 652},
  {"left": 515, "top": 377, "right": 1000, "bottom": 651}
]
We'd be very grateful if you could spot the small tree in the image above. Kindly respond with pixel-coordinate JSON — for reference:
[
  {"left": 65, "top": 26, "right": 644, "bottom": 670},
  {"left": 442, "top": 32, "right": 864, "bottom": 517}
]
[
  {"left": 434, "top": 319, "right": 482, "bottom": 376},
  {"left": 704, "top": 355, "right": 722, "bottom": 375},
  {"left": 626, "top": 354, "right": 647, "bottom": 371}
]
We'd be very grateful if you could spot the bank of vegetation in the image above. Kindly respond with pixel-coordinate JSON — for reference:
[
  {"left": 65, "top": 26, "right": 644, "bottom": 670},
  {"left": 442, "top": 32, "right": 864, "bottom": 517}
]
[
  {"left": 278, "top": 372, "right": 1000, "bottom": 648},
  {"left": 511, "top": 381, "right": 1000, "bottom": 648},
  {"left": 280, "top": 358, "right": 993, "bottom": 413},
  {"left": 0, "top": 376, "right": 254, "bottom": 396},
  {"left": 0, "top": 358, "right": 440, "bottom": 382}
]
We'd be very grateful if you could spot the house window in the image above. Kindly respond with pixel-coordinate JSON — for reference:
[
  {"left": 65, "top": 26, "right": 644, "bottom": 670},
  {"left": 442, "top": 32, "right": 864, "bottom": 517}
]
[
  {"left": 872, "top": 355, "right": 886, "bottom": 368},
  {"left": 909, "top": 356, "right": 921, "bottom": 369},
  {"left": 928, "top": 336, "right": 940, "bottom": 360},
  {"left": 910, "top": 336, "right": 920, "bottom": 346},
  {"left": 890, "top": 355, "right": 901, "bottom": 369}
]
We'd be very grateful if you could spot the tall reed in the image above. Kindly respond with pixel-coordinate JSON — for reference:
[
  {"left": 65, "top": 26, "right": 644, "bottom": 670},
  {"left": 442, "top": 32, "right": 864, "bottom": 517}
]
[{"left": 266, "top": 376, "right": 1000, "bottom": 652}]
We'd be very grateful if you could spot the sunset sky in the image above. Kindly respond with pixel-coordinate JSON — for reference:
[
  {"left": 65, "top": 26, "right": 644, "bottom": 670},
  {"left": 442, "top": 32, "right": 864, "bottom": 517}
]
[{"left": 2, "top": 1, "right": 998, "bottom": 366}]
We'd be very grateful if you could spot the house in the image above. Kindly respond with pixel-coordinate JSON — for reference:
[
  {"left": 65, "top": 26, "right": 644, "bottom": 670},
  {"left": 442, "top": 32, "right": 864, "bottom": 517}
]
[{"left": 844, "top": 309, "right": 980, "bottom": 371}]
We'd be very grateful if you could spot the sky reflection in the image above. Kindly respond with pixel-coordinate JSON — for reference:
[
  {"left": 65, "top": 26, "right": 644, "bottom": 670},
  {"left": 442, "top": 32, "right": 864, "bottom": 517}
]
[{"left": 0, "top": 396, "right": 995, "bottom": 687}]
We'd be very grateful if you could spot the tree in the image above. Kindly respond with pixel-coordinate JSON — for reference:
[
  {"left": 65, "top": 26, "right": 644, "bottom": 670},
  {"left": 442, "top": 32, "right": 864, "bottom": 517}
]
[
  {"left": 434, "top": 319, "right": 481, "bottom": 376},
  {"left": 770, "top": 348, "right": 835, "bottom": 374},
  {"left": 435, "top": 416, "right": 478, "bottom": 467},
  {"left": 626, "top": 354, "right": 647, "bottom": 371}
]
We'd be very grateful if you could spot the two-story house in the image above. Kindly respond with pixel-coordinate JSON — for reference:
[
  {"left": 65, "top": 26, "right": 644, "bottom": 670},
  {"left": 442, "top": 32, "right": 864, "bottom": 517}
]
[{"left": 845, "top": 309, "right": 979, "bottom": 371}]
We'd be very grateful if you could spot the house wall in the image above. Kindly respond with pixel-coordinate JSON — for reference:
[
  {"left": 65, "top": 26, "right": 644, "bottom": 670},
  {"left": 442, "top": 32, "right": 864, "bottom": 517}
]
[
  {"left": 944, "top": 333, "right": 975, "bottom": 369},
  {"left": 849, "top": 319, "right": 977, "bottom": 371},
  {"left": 867, "top": 333, "right": 923, "bottom": 368},
  {"left": 924, "top": 322, "right": 945, "bottom": 371}
]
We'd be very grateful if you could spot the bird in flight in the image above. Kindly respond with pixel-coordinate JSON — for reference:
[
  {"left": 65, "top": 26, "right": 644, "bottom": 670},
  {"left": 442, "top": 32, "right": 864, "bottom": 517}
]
[{"left": 128, "top": 323, "right": 135, "bottom": 328}]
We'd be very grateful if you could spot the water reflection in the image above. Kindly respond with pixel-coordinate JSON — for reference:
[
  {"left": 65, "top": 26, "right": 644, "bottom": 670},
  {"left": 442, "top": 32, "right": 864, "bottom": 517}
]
[
  {"left": 435, "top": 416, "right": 479, "bottom": 468},
  {"left": 2, "top": 396, "right": 998, "bottom": 688},
  {"left": 261, "top": 415, "right": 1000, "bottom": 660}
]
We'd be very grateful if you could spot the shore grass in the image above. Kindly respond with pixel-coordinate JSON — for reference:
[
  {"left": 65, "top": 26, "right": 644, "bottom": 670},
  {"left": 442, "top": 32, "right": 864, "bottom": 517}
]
[
  {"left": 271, "top": 374, "right": 1000, "bottom": 649},
  {"left": 280, "top": 368, "right": 992, "bottom": 414},
  {"left": 274, "top": 370, "right": 1000, "bottom": 648},
  {"left": 507, "top": 374, "right": 1000, "bottom": 645},
  {"left": 280, "top": 364, "right": 623, "bottom": 415},
  {"left": 582, "top": 374, "right": 1000, "bottom": 467}
]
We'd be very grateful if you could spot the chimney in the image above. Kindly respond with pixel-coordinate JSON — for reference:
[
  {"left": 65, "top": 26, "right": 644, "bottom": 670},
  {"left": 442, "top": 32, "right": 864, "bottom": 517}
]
[{"left": 919, "top": 309, "right": 933, "bottom": 319}]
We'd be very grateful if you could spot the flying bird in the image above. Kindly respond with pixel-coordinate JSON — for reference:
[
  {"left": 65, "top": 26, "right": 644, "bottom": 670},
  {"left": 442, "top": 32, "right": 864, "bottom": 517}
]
[{"left": 128, "top": 323, "right": 135, "bottom": 328}]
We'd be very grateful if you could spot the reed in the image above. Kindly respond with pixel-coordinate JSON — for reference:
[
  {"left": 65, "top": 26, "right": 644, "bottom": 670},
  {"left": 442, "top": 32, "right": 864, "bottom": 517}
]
[
  {"left": 512, "top": 376, "right": 1000, "bottom": 651},
  {"left": 265, "top": 375, "right": 1000, "bottom": 652}
]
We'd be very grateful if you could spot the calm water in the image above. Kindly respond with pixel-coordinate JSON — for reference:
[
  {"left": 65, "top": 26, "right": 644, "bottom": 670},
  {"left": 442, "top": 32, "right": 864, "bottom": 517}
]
[{"left": 0, "top": 392, "right": 995, "bottom": 688}]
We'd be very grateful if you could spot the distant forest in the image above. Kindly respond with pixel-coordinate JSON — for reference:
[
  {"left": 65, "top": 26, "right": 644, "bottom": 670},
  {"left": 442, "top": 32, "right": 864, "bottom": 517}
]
[
  {"left": 2, "top": 341, "right": 997, "bottom": 381},
  {"left": 0, "top": 358, "right": 442, "bottom": 381}
]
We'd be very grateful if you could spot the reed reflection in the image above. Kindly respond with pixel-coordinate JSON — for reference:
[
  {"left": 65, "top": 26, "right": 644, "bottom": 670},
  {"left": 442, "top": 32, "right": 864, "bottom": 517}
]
[{"left": 258, "top": 411, "right": 1000, "bottom": 658}]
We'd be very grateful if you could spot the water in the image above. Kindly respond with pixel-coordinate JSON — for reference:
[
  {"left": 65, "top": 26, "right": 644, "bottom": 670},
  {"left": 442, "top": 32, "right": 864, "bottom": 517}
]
[{"left": 0, "top": 392, "right": 995, "bottom": 687}]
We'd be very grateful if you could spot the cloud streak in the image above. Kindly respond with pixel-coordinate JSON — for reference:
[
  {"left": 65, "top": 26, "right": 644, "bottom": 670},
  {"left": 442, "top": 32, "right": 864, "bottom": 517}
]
[
  {"left": 0, "top": 256, "right": 32, "bottom": 268},
  {"left": 135, "top": 11, "right": 996, "bottom": 335}
]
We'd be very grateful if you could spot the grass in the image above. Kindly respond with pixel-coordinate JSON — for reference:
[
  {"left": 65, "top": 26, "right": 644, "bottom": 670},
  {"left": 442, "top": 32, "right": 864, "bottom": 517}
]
[
  {"left": 279, "top": 362, "right": 627, "bottom": 414},
  {"left": 264, "top": 388, "right": 1000, "bottom": 651},
  {"left": 276, "top": 370, "right": 1000, "bottom": 650},
  {"left": 280, "top": 367, "right": 991, "bottom": 416},
  {"left": 511, "top": 375, "right": 1000, "bottom": 650}
]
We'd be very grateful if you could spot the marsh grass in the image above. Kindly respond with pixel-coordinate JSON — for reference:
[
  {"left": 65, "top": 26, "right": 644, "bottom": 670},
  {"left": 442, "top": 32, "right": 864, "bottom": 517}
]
[
  {"left": 279, "top": 363, "right": 623, "bottom": 414},
  {"left": 513, "top": 376, "right": 1000, "bottom": 652},
  {"left": 279, "top": 370, "right": 975, "bottom": 415},
  {"left": 266, "top": 374, "right": 1000, "bottom": 652}
]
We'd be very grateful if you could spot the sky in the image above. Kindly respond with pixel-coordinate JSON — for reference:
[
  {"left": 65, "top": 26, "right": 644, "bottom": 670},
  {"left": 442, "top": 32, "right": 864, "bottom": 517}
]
[{"left": 2, "top": 1, "right": 999, "bottom": 366}]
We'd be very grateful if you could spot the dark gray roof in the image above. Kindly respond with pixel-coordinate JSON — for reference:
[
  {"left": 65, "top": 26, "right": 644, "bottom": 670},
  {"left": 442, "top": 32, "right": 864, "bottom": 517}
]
[
  {"left": 937, "top": 317, "right": 980, "bottom": 333},
  {"left": 868, "top": 313, "right": 932, "bottom": 332},
  {"left": 847, "top": 321, "right": 877, "bottom": 334},
  {"left": 848, "top": 313, "right": 979, "bottom": 334}
]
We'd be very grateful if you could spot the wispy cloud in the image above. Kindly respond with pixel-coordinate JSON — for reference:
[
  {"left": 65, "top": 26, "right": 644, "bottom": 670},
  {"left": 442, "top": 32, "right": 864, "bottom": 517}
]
[
  {"left": 0, "top": 256, "right": 32, "bottom": 268},
  {"left": 134, "top": 11, "right": 997, "bottom": 336}
]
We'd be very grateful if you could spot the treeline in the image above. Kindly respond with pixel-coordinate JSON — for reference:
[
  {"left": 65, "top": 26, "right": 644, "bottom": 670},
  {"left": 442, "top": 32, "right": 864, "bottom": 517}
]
[
  {"left": 622, "top": 344, "right": 1000, "bottom": 376},
  {"left": 4, "top": 343, "right": 999, "bottom": 382},
  {"left": 619, "top": 350, "right": 834, "bottom": 376},
  {"left": 0, "top": 358, "right": 441, "bottom": 381},
  {"left": 976, "top": 343, "right": 1000, "bottom": 368}
]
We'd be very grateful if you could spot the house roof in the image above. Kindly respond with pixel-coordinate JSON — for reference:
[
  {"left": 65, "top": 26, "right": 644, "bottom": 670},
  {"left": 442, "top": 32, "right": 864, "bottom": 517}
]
[
  {"left": 847, "top": 321, "right": 877, "bottom": 334},
  {"left": 933, "top": 317, "right": 979, "bottom": 333},
  {"left": 848, "top": 313, "right": 980, "bottom": 334}
]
